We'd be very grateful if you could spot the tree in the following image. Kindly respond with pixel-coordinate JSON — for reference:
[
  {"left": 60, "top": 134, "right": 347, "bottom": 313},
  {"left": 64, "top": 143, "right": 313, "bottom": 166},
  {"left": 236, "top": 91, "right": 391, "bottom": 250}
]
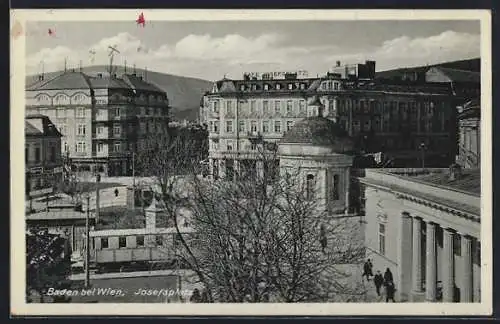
[{"left": 136, "top": 130, "right": 367, "bottom": 303}]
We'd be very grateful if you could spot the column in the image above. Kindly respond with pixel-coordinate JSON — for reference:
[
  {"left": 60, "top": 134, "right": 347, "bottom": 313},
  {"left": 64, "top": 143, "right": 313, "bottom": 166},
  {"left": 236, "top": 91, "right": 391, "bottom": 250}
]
[
  {"left": 425, "top": 221, "right": 437, "bottom": 301},
  {"left": 442, "top": 228, "right": 455, "bottom": 302},
  {"left": 397, "top": 212, "right": 413, "bottom": 301},
  {"left": 461, "top": 234, "right": 473, "bottom": 302},
  {"left": 344, "top": 167, "right": 351, "bottom": 214},
  {"left": 412, "top": 216, "right": 423, "bottom": 295}
]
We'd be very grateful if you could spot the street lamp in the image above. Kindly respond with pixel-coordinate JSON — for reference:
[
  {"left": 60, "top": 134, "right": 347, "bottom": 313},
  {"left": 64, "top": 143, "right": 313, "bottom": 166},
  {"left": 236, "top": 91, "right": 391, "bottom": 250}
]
[{"left": 419, "top": 142, "right": 426, "bottom": 169}]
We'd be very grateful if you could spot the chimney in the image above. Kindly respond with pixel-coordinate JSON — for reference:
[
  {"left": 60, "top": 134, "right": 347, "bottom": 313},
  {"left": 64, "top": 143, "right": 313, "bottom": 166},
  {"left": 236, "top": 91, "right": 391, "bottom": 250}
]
[
  {"left": 336, "top": 60, "right": 341, "bottom": 67},
  {"left": 448, "top": 163, "right": 462, "bottom": 181}
]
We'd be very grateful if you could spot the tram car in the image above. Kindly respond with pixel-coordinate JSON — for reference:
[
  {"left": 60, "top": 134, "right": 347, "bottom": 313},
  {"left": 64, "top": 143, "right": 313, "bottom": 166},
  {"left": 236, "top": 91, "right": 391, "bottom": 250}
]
[{"left": 88, "top": 226, "right": 196, "bottom": 267}]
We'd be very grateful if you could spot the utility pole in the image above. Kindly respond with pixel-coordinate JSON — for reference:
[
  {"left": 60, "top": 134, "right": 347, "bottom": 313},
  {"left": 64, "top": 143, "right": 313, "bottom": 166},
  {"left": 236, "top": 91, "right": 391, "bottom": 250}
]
[
  {"left": 95, "top": 173, "right": 101, "bottom": 224},
  {"left": 420, "top": 143, "right": 426, "bottom": 169},
  {"left": 132, "top": 152, "right": 136, "bottom": 207},
  {"left": 85, "top": 195, "right": 91, "bottom": 288}
]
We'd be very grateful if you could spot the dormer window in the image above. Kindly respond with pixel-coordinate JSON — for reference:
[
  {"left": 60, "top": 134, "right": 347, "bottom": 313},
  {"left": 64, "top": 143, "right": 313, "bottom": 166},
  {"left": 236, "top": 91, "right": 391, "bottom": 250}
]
[
  {"left": 251, "top": 84, "right": 257, "bottom": 91},
  {"left": 276, "top": 84, "right": 281, "bottom": 90},
  {"left": 264, "top": 84, "right": 269, "bottom": 91},
  {"left": 240, "top": 84, "right": 245, "bottom": 91},
  {"left": 288, "top": 83, "right": 293, "bottom": 90},
  {"left": 300, "top": 83, "right": 306, "bottom": 90}
]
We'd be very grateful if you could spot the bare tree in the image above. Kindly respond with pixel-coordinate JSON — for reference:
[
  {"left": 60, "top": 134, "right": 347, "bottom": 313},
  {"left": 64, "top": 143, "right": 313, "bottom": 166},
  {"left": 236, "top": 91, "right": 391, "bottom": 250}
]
[{"left": 137, "top": 131, "right": 366, "bottom": 303}]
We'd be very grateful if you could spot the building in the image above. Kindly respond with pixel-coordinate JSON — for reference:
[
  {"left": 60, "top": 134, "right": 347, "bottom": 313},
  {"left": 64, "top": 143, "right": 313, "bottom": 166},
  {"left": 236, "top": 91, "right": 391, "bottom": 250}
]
[
  {"left": 25, "top": 70, "right": 170, "bottom": 176},
  {"left": 200, "top": 60, "right": 461, "bottom": 180},
  {"left": 456, "top": 98, "right": 480, "bottom": 168},
  {"left": 25, "top": 114, "right": 63, "bottom": 200},
  {"left": 359, "top": 167, "right": 481, "bottom": 302}
]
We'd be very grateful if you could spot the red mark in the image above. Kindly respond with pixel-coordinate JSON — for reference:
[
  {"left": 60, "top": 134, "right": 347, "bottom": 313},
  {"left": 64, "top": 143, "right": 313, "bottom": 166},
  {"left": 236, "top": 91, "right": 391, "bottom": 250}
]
[
  {"left": 136, "top": 12, "right": 145, "bottom": 27},
  {"left": 48, "top": 28, "right": 55, "bottom": 36},
  {"left": 11, "top": 20, "right": 23, "bottom": 40}
]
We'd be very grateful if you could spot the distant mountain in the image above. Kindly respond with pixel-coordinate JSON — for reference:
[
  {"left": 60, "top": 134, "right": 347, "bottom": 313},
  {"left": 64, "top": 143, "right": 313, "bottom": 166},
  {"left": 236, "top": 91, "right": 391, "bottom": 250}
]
[
  {"left": 26, "top": 66, "right": 213, "bottom": 122},
  {"left": 375, "top": 58, "right": 480, "bottom": 80}
]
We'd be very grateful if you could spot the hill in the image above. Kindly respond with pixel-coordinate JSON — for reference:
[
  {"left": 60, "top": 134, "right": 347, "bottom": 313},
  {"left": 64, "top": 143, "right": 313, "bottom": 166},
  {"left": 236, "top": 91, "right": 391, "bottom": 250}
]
[
  {"left": 26, "top": 66, "right": 213, "bottom": 122},
  {"left": 375, "top": 58, "right": 480, "bottom": 80}
]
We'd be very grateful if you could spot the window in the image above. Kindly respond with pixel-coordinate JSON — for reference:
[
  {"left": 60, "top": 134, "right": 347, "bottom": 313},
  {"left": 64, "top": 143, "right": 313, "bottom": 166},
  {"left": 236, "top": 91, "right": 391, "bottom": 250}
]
[
  {"left": 136, "top": 235, "right": 144, "bottom": 247},
  {"left": 226, "top": 121, "right": 233, "bottom": 133},
  {"left": 239, "top": 121, "right": 246, "bottom": 132},
  {"left": 101, "top": 238, "right": 109, "bottom": 249},
  {"left": 274, "top": 121, "right": 281, "bottom": 133},
  {"left": 226, "top": 101, "right": 233, "bottom": 115},
  {"left": 63, "top": 142, "right": 69, "bottom": 153},
  {"left": 213, "top": 101, "right": 219, "bottom": 113},
  {"left": 286, "top": 100, "right": 293, "bottom": 114},
  {"left": 264, "top": 84, "right": 269, "bottom": 91},
  {"left": 77, "top": 108, "right": 85, "bottom": 118},
  {"left": 288, "top": 83, "right": 293, "bottom": 90},
  {"left": 306, "top": 174, "right": 315, "bottom": 200},
  {"left": 97, "top": 126, "right": 103, "bottom": 135},
  {"left": 114, "top": 142, "right": 121, "bottom": 152},
  {"left": 119, "top": 236, "right": 127, "bottom": 248},
  {"left": 327, "top": 81, "right": 333, "bottom": 90},
  {"left": 334, "top": 82, "right": 339, "bottom": 90},
  {"left": 378, "top": 224, "right": 386, "bottom": 255},
  {"left": 263, "top": 101, "right": 269, "bottom": 114},
  {"left": 34, "top": 146, "right": 41, "bottom": 162},
  {"left": 263, "top": 121, "right": 270, "bottom": 133},
  {"left": 113, "top": 125, "right": 121, "bottom": 136},
  {"left": 286, "top": 121, "right": 294, "bottom": 131},
  {"left": 115, "top": 108, "right": 121, "bottom": 117},
  {"left": 156, "top": 235, "right": 163, "bottom": 246},
  {"left": 250, "top": 120, "right": 257, "bottom": 132},
  {"left": 299, "top": 100, "right": 306, "bottom": 113},
  {"left": 454, "top": 234, "right": 462, "bottom": 256},
  {"left": 227, "top": 141, "right": 234, "bottom": 151},
  {"left": 276, "top": 84, "right": 281, "bottom": 90},
  {"left": 240, "top": 84, "right": 245, "bottom": 91},
  {"left": 274, "top": 101, "right": 281, "bottom": 114},
  {"left": 49, "top": 145, "right": 56, "bottom": 162},
  {"left": 77, "top": 124, "right": 86, "bottom": 136},
  {"left": 333, "top": 174, "right": 339, "bottom": 200},
  {"left": 97, "top": 143, "right": 104, "bottom": 153},
  {"left": 214, "top": 121, "right": 220, "bottom": 133},
  {"left": 76, "top": 142, "right": 86, "bottom": 153},
  {"left": 250, "top": 100, "right": 256, "bottom": 114},
  {"left": 251, "top": 143, "right": 257, "bottom": 151},
  {"left": 300, "top": 83, "right": 306, "bottom": 90}
]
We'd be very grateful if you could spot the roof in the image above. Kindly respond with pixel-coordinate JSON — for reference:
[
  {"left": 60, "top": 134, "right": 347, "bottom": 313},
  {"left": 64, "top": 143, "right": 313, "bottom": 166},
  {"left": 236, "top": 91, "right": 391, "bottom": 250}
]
[
  {"left": 89, "top": 226, "right": 195, "bottom": 237},
  {"left": 89, "top": 76, "right": 131, "bottom": 90},
  {"left": 25, "top": 115, "right": 63, "bottom": 137},
  {"left": 26, "top": 71, "right": 92, "bottom": 91},
  {"left": 26, "top": 209, "right": 95, "bottom": 221},
  {"left": 280, "top": 116, "right": 354, "bottom": 152},
  {"left": 430, "top": 67, "right": 480, "bottom": 83},
  {"left": 408, "top": 168, "right": 481, "bottom": 195},
  {"left": 122, "top": 73, "right": 164, "bottom": 93},
  {"left": 458, "top": 98, "right": 481, "bottom": 119}
]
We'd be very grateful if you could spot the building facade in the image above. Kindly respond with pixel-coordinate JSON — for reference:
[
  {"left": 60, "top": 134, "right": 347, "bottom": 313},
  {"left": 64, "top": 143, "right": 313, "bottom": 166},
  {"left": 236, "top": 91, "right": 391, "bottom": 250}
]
[
  {"left": 200, "top": 61, "right": 460, "bottom": 180},
  {"left": 360, "top": 168, "right": 481, "bottom": 302},
  {"left": 25, "top": 114, "right": 63, "bottom": 199},
  {"left": 456, "top": 98, "right": 480, "bottom": 168},
  {"left": 26, "top": 70, "right": 170, "bottom": 176}
]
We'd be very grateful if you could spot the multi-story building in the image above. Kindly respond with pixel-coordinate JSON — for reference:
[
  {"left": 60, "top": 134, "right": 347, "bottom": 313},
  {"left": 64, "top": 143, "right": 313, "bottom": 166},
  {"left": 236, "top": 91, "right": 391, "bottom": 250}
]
[
  {"left": 25, "top": 70, "right": 170, "bottom": 176},
  {"left": 25, "top": 114, "right": 63, "bottom": 199},
  {"left": 360, "top": 167, "right": 481, "bottom": 303},
  {"left": 200, "top": 61, "right": 460, "bottom": 179},
  {"left": 456, "top": 98, "right": 480, "bottom": 168}
]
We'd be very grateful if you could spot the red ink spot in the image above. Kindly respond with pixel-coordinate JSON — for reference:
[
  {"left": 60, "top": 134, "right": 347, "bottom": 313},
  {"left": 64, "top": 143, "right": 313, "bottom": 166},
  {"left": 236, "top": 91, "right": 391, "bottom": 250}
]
[
  {"left": 11, "top": 21, "right": 23, "bottom": 40},
  {"left": 136, "top": 12, "right": 145, "bottom": 27},
  {"left": 48, "top": 28, "right": 55, "bottom": 36}
]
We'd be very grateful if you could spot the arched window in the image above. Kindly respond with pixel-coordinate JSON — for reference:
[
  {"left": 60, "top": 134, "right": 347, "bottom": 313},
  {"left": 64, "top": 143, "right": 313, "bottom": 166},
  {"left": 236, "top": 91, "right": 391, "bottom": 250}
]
[
  {"left": 306, "top": 174, "right": 315, "bottom": 200},
  {"left": 333, "top": 174, "right": 339, "bottom": 200}
]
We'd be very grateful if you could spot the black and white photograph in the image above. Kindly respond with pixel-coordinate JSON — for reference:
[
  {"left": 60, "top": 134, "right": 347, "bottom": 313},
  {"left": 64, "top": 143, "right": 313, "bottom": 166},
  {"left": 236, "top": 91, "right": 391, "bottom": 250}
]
[{"left": 10, "top": 9, "right": 492, "bottom": 316}]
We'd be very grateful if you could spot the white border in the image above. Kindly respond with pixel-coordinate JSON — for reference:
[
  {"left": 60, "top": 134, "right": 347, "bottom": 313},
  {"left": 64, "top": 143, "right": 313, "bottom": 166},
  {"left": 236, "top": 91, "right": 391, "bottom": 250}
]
[{"left": 10, "top": 9, "right": 492, "bottom": 316}]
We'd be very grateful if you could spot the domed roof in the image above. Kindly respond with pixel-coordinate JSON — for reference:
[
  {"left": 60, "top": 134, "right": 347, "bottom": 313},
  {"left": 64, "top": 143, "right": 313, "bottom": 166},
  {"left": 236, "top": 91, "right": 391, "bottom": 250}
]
[{"left": 281, "top": 116, "right": 354, "bottom": 152}]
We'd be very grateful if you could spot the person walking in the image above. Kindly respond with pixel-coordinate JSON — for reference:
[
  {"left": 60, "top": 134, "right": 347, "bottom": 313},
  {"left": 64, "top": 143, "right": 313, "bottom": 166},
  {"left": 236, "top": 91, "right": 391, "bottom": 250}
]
[
  {"left": 386, "top": 281, "right": 396, "bottom": 302},
  {"left": 362, "top": 259, "right": 372, "bottom": 281},
  {"left": 373, "top": 270, "right": 384, "bottom": 297},
  {"left": 383, "top": 267, "right": 393, "bottom": 285},
  {"left": 367, "top": 259, "right": 374, "bottom": 278},
  {"left": 190, "top": 288, "right": 201, "bottom": 303}
]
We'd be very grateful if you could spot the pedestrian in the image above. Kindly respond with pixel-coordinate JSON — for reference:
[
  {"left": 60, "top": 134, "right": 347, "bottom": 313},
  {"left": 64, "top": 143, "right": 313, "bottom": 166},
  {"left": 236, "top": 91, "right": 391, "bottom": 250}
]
[
  {"left": 190, "top": 288, "right": 201, "bottom": 303},
  {"left": 384, "top": 267, "right": 393, "bottom": 285},
  {"left": 386, "top": 281, "right": 396, "bottom": 302},
  {"left": 373, "top": 270, "right": 384, "bottom": 297},
  {"left": 367, "top": 259, "right": 374, "bottom": 278},
  {"left": 320, "top": 224, "right": 327, "bottom": 253},
  {"left": 201, "top": 288, "right": 209, "bottom": 303},
  {"left": 362, "top": 259, "right": 371, "bottom": 281},
  {"left": 114, "top": 188, "right": 119, "bottom": 197}
]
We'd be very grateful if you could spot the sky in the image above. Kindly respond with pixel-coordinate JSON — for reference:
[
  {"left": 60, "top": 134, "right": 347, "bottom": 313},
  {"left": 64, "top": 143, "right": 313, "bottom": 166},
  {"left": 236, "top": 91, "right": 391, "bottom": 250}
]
[{"left": 25, "top": 20, "right": 481, "bottom": 81}]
